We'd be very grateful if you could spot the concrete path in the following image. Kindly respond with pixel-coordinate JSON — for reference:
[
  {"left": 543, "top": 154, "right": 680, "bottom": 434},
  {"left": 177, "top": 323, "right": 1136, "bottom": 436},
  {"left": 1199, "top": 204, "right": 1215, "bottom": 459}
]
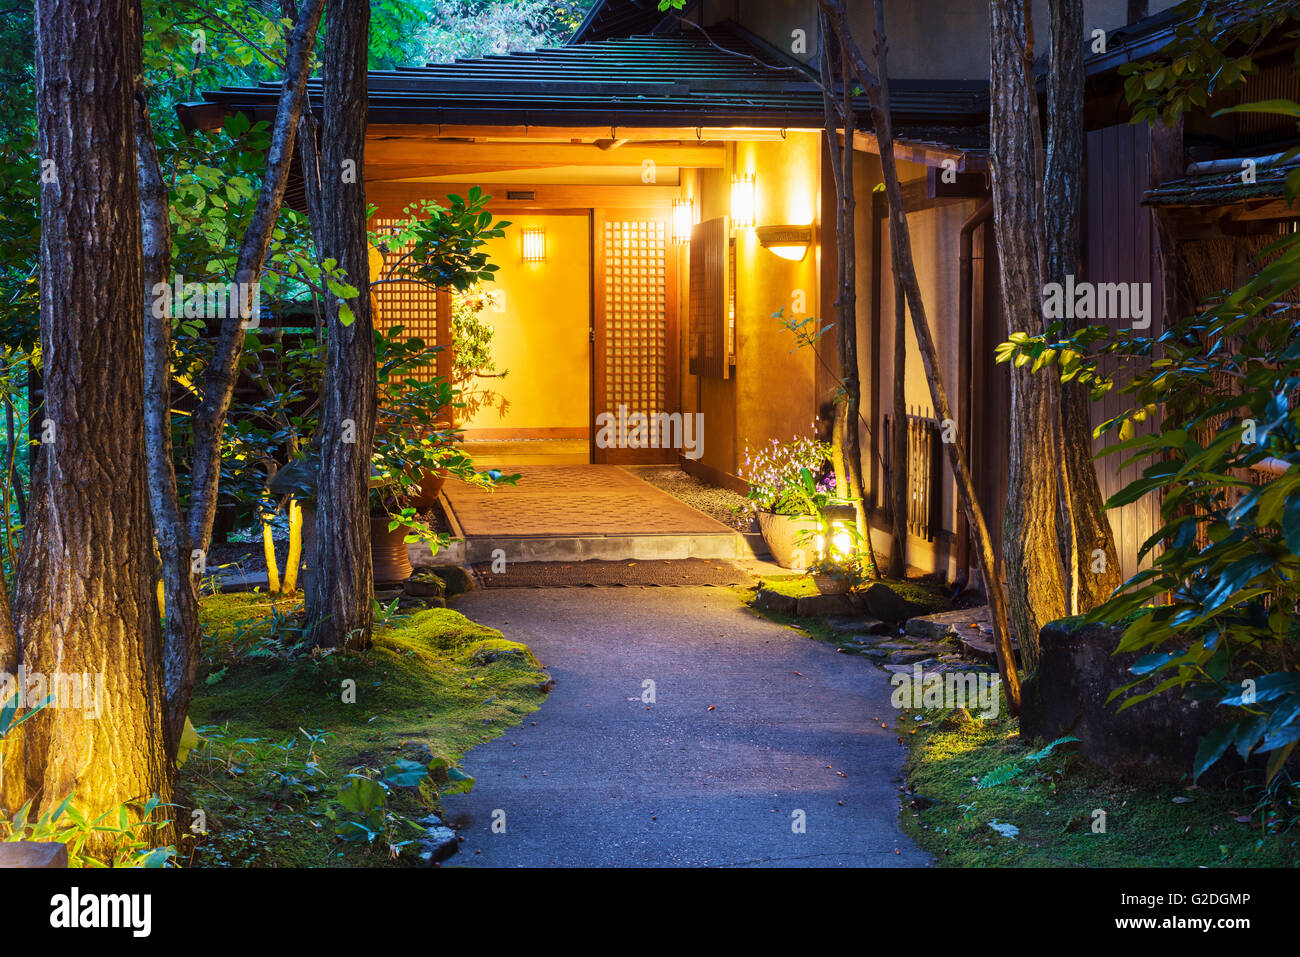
[{"left": 441, "top": 586, "right": 931, "bottom": 867}]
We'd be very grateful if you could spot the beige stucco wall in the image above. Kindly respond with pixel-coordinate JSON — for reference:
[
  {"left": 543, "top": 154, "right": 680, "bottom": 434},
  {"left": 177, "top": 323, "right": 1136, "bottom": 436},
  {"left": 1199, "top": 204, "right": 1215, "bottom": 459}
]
[
  {"left": 676, "top": 131, "right": 816, "bottom": 481},
  {"left": 678, "top": 133, "right": 822, "bottom": 481},
  {"left": 461, "top": 213, "right": 591, "bottom": 434}
]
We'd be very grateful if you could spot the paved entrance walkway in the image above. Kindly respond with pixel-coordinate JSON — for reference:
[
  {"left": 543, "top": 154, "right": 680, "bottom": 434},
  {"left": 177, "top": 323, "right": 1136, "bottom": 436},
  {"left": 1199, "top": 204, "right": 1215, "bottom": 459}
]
[
  {"left": 441, "top": 587, "right": 931, "bottom": 867},
  {"left": 442, "top": 464, "right": 735, "bottom": 537}
]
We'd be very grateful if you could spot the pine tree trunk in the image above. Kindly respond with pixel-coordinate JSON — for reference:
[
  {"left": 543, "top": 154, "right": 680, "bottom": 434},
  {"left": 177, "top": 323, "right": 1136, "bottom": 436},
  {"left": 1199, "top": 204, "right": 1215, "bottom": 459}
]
[
  {"left": 308, "top": 0, "right": 376, "bottom": 650},
  {"left": 6, "top": 0, "right": 172, "bottom": 843},
  {"left": 1046, "top": 0, "right": 1122, "bottom": 612},
  {"left": 989, "top": 0, "right": 1068, "bottom": 669}
]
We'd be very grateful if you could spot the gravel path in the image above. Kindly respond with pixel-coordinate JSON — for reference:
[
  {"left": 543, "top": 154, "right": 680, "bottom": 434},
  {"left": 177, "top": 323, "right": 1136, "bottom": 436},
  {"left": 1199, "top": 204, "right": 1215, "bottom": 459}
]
[
  {"left": 623, "top": 465, "right": 753, "bottom": 532},
  {"left": 440, "top": 586, "right": 931, "bottom": 867}
]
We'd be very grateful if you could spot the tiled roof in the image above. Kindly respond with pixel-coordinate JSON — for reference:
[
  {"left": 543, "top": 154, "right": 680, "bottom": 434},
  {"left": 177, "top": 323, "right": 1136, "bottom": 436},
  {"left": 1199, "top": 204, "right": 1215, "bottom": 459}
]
[
  {"left": 195, "top": 24, "right": 988, "bottom": 139},
  {"left": 1144, "top": 162, "right": 1299, "bottom": 208},
  {"left": 571, "top": 0, "right": 685, "bottom": 44}
]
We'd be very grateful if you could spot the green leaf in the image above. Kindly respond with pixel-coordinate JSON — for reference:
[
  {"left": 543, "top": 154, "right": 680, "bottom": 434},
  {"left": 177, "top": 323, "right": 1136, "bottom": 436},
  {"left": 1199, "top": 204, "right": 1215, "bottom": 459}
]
[{"left": 1193, "top": 724, "right": 1234, "bottom": 781}]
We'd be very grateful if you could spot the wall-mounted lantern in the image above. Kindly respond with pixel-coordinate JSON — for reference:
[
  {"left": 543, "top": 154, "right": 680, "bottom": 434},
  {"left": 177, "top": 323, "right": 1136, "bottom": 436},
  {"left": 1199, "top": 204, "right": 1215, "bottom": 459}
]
[
  {"left": 755, "top": 224, "right": 813, "bottom": 262},
  {"left": 730, "top": 173, "right": 756, "bottom": 230},
  {"left": 521, "top": 226, "right": 546, "bottom": 262},
  {"left": 672, "top": 198, "right": 694, "bottom": 244}
]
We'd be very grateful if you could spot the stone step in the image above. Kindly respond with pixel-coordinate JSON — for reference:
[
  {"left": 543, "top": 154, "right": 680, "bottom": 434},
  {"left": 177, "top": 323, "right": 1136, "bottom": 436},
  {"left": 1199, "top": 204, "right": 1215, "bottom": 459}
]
[{"left": 904, "top": 606, "right": 992, "bottom": 641}]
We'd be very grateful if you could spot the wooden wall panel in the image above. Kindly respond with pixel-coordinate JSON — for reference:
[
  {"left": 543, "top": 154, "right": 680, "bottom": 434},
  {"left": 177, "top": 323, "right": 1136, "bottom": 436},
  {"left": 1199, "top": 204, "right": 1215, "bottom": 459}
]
[
  {"left": 1083, "top": 123, "right": 1165, "bottom": 584},
  {"left": 688, "top": 216, "right": 729, "bottom": 380}
]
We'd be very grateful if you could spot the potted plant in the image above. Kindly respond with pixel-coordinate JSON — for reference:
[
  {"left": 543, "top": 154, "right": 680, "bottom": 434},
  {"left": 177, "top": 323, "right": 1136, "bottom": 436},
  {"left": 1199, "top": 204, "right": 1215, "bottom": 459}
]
[
  {"left": 807, "top": 555, "right": 864, "bottom": 595},
  {"left": 741, "top": 435, "right": 834, "bottom": 569}
]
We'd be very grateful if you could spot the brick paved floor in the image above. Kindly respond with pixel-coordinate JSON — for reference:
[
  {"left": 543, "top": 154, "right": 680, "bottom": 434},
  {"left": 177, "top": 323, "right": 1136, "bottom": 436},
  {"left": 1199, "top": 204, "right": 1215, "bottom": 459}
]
[{"left": 443, "top": 465, "right": 736, "bottom": 537}]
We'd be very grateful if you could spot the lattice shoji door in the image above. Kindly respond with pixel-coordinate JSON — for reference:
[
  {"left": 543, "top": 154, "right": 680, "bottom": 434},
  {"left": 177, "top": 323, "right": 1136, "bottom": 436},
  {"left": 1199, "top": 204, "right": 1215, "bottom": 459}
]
[
  {"left": 371, "top": 217, "right": 445, "bottom": 384},
  {"left": 593, "top": 210, "right": 679, "bottom": 465}
]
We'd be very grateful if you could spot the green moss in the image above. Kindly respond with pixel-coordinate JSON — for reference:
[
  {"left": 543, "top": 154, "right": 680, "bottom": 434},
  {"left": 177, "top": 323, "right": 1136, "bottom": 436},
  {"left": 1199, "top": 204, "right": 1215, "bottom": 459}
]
[
  {"left": 897, "top": 700, "right": 1299, "bottom": 868},
  {"left": 179, "top": 593, "right": 549, "bottom": 867},
  {"left": 753, "top": 574, "right": 952, "bottom": 612},
  {"left": 755, "top": 574, "right": 820, "bottom": 598}
]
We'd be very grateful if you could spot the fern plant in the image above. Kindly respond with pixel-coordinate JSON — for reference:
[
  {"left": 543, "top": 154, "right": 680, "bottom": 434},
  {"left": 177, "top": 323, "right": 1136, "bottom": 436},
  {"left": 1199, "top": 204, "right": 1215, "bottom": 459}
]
[{"left": 976, "top": 736, "right": 1079, "bottom": 790}]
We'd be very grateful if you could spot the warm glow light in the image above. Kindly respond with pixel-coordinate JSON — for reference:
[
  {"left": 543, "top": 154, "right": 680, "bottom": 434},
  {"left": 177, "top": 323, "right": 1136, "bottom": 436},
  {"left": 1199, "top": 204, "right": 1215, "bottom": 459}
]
[
  {"left": 731, "top": 173, "right": 756, "bottom": 229},
  {"left": 521, "top": 226, "right": 546, "bottom": 262},
  {"left": 814, "top": 522, "right": 855, "bottom": 561},
  {"left": 756, "top": 225, "right": 813, "bottom": 262},
  {"left": 672, "top": 198, "right": 693, "bottom": 244}
]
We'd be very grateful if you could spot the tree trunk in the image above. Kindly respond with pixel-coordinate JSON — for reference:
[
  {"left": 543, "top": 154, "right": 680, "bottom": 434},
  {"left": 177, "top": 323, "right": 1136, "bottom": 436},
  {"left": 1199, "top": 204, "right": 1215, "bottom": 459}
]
[
  {"left": 308, "top": 0, "right": 376, "bottom": 650},
  {"left": 817, "top": 0, "right": 1021, "bottom": 712},
  {"left": 5, "top": 0, "right": 172, "bottom": 843},
  {"left": 989, "top": 0, "right": 1068, "bottom": 670},
  {"left": 1046, "top": 0, "right": 1122, "bottom": 612},
  {"left": 140, "top": 0, "right": 322, "bottom": 754},
  {"left": 819, "top": 12, "right": 878, "bottom": 576},
  {"left": 136, "top": 89, "right": 202, "bottom": 758},
  {"left": 889, "top": 272, "right": 907, "bottom": 577}
]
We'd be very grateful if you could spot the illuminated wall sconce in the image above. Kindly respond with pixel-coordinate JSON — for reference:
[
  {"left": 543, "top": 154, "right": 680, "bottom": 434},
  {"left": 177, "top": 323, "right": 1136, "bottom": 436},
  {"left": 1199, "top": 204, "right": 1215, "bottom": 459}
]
[
  {"left": 521, "top": 226, "right": 546, "bottom": 262},
  {"left": 755, "top": 224, "right": 813, "bottom": 262},
  {"left": 730, "top": 173, "right": 756, "bottom": 229},
  {"left": 672, "top": 198, "right": 694, "bottom": 244}
]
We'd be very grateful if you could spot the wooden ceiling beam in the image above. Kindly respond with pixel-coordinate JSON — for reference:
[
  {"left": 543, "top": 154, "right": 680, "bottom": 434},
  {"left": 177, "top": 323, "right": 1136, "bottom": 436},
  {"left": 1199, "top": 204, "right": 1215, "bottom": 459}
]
[
  {"left": 368, "top": 180, "right": 679, "bottom": 214},
  {"left": 368, "top": 123, "right": 804, "bottom": 142},
  {"left": 367, "top": 139, "right": 725, "bottom": 167}
]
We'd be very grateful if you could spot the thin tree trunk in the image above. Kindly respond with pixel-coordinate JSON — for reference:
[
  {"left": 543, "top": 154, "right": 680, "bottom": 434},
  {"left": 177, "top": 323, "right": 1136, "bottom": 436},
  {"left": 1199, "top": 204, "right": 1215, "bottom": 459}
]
[
  {"left": 140, "top": 0, "right": 322, "bottom": 753},
  {"left": 889, "top": 272, "right": 907, "bottom": 577},
  {"left": 7, "top": 0, "right": 173, "bottom": 843},
  {"left": 308, "top": 0, "right": 376, "bottom": 650},
  {"left": 183, "top": 0, "right": 323, "bottom": 558},
  {"left": 818, "top": 0, "right": 1022, "bottom": 712},
  {"left": 1046, "top": 0, "right": 1122, "bottom": 612},
  {"left": 989, "top": 0, "right": 1068, "bottom": 670},
  {"left": 137, "top": 89, "right": 203, "bottom": 758},
  {"left": 819, "top": 11, "right": 877, "bottom": 576}
]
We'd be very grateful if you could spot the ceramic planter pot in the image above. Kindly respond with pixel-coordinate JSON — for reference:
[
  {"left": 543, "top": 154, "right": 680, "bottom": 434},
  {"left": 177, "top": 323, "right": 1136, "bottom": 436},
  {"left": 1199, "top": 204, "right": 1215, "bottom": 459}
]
[
  {"left": 370, "top": 514, "right": 413, "bottom": 583},
  {"left": 756, "top": 511, "right": 817, "bottom": 569},
  {"left": 405, "top": 469, "right": 448, "bottom": 509},
  {"left": 813, "top": 573, "right": 853, "bottom": 596}
]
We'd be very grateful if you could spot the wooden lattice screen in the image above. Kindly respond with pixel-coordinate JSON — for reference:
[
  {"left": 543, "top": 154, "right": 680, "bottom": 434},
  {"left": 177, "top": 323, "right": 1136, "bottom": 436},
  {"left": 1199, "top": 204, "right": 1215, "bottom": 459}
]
[
  {"left": 371, "top": 217, "right": 444, "bottom": 383},
  {"left": 689, "top": 216, "right": 730, "bottom": 380},
  {"left": 593, "top": 210, "right": 678, "bottom": 464},
  {"left": 883, "top": 409, "right": 943, "bottom": 542}
]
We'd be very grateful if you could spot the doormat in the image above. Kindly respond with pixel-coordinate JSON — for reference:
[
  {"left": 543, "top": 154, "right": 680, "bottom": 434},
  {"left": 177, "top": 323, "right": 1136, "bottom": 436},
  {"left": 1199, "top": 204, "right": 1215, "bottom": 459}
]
[{"left": 470, "top": 558, "right": 754, "bottom": 588}]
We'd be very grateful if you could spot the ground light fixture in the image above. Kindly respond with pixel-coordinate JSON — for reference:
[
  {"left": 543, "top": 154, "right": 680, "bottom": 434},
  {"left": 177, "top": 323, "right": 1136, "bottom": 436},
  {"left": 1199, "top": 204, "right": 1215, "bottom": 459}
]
[
  {"left": 521, "top": 225, "right": 546, "bottom": 262},
  {"left": 672, "top": 197, "right": 694, "bottom": 244},
  {"left": 755, "top": 224, "right": 813, "bottom": 261},
  {"left": 730, "top": 173, "right": 756, "bottom": 229}
]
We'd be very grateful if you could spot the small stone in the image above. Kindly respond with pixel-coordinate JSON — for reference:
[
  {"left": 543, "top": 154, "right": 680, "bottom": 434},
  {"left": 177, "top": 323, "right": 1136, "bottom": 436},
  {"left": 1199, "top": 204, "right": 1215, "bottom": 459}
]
[
  {"left": 418, "top": 825, "right": 460, "bottom": 866},
  {"left": 860, "top": 582, "right": 927, "bottom": 623}
]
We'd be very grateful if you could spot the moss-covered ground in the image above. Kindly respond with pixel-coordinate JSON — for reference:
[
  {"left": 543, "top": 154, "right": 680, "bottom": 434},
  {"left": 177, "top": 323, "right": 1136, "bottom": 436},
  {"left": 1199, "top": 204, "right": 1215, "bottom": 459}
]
[
  {"left": 737, "top": 579, "right": 1300, "bottom": 867},
  {"left": 895, "top": 700, "right": 1300, "bottom": 867},
  {"left": 177, "top": 592, "right": 549, "bottom": 867}
]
